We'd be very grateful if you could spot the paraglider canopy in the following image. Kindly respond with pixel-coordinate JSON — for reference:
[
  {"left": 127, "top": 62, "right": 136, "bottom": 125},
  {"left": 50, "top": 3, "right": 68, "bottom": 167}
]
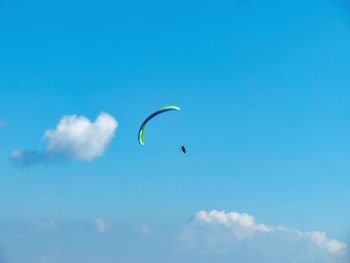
[{"left": 138, "top": 105, "right": 181, "bottom": 146}]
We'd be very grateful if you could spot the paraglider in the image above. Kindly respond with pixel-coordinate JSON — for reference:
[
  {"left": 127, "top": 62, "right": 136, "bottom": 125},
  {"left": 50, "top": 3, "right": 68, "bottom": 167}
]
[
  {"left": 181, "top": 145, "right": 187, "bottom": 154},
  {"left": 138, "top": 105, "right": 180, "bottom": 146}
]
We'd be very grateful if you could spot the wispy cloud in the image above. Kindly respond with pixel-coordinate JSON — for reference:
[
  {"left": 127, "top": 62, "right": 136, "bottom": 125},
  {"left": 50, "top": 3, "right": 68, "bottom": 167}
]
[
  {"left": 95, "top": 218, "right": 108, "bottom": 234},
  {"left": 0, "top": 119, "right": 6, "bottom": 127},
  {"left": 10, "top": 150, "right": 48, "bottom": 166},
  {"left": 140, "top": 224, "right": 152, "bottom": 237},
  {"left": 179, "top": 210, "right": 347, "bottom": 263},
  {"left": 11, "top": 112, "right": 117, "bottom": 166}
]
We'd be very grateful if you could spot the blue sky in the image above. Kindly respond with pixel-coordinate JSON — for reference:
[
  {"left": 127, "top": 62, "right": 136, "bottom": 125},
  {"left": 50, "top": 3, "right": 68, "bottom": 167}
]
[{"left": 0, "top": 0, "right": 350, "bottom": 262}]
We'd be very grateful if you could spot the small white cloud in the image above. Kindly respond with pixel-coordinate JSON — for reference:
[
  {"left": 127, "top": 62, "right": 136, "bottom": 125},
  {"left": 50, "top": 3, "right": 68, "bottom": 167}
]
[
  {"left": 140, "top": 224, "right": 152, "bottom": 237},
  {"left": 179, "top": 210, "right": 347, "bottom": 262},
  {"left": 95, "top": 218, "right": 108, "bottom": 234},
  {"left": 195, "top": 210, "right": 269, "bottom": 238},
  {"left": 305, "top": 231, "right": 347, "bottom": 254},
  {"left": 11, "top": 112, "right": 117, "bottom": 166},
  {"left": 37, "top": 220, "right": 56, "bottom": 232},
  {"left": 0, "top": 119, "right": 6, "bottom": 127}
]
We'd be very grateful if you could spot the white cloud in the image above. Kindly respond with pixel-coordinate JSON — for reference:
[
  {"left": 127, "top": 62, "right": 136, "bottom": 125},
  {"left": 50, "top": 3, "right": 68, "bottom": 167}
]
[
  {"left": 11, "top": 113, "right": 117, "bottom": 166},
  {"left": 140, "top": 224, "right": 152, "bottom": 237},
  {"left": 95, "top": 218, "right": 108, "bottom": 234},
  {"left": 179, "top": 210, "right": 347, "bottom": 263},
  {"left": 0, "top": 119, "right": 6, "bottom": 127},
  {"left": 45, "top": 113, "right": 117, "bottom": 161},
  {"left": 37, "top": 219, "right": 56, "bottom": 232},
  {"left": 305, "top": 231, "right": 346, "bottom": 254}
]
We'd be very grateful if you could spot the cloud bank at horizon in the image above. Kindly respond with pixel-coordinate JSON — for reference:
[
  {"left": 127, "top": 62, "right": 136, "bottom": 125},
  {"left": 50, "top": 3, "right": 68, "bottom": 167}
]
[{"left": 0, "top": 210, "right": 346, "bottom": 263}]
